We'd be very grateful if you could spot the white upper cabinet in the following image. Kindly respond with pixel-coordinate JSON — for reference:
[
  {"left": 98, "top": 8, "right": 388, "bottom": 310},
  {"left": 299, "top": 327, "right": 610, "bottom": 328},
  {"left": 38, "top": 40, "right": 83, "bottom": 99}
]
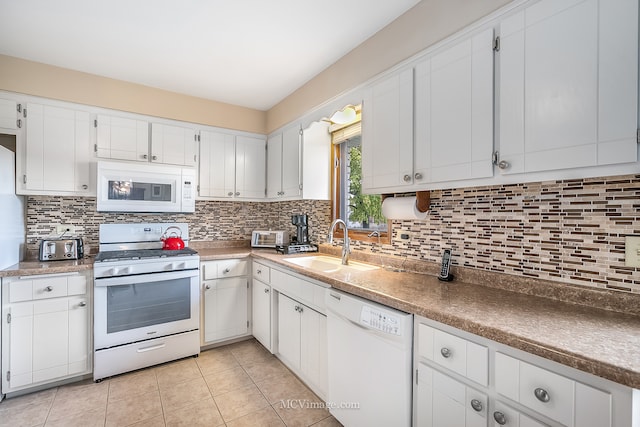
[
  {"left": 498, "top": 0, "right": 638, "bottom": 175},
  {"left": 361, "top": 67, "right": 414, "bottom": 193},
  {"left": 19, "top": 103, "right": 93, "bottom": 195},
  {"left": 235, "top": 135, "right": 266, "bottom": 199},
  {"left": 199, "top": 131, "right": 266, "bottom": 200},
  {"left": 95, "top": 114, "right": 149, "bottom": 162},
  {"left": 199, "top": 130, "right": 235, "bottom": 198},
  {"left": 0, "top": 98, "right": 18, "bottom": 130},
  {"left": 150, "top": 123, "right": 198, "bottom": 167},
  {"left": 416, "top": 28, "right": 495, "bottom": 184},
  {"left": 267, "top": 124, "right": 301, "bottom": 199},
  {"left": 301, "top": 121, "right": 331, "bottom": 200}
]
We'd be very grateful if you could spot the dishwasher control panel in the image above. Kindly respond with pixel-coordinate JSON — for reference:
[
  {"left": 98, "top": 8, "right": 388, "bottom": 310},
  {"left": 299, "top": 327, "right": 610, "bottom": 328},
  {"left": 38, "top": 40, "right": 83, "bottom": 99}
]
[{"left": 360, "top": 305, "right": 403, "bottom": 336}]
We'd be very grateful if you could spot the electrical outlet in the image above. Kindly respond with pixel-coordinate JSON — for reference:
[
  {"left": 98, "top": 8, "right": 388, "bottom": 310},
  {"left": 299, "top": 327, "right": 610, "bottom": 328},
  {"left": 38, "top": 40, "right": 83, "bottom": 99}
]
[
  {"left": 395, "top": 230, "right": 412, "bottom": 241},
  {"left": 55, "top": 225, "right": 76, "bottom": 234},
  {"left": 625, "top": 235, "right": 640, "bottom": 267}
]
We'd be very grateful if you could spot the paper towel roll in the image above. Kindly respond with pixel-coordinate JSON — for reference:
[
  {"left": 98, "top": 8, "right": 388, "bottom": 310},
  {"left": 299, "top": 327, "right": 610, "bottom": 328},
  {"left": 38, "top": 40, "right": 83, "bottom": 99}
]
[{"left": 381, "top": 196, "right": 429, "bottom": 220}]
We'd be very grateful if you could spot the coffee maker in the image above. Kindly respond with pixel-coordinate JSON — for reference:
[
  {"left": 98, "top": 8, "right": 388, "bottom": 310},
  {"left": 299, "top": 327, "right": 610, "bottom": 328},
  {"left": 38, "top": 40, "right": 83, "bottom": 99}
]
[
  {"left": 276, "top": 214, "right": 319, "bottom": 254},
  {"left": 291, "top": 214, "right": 310, "bottom": 244}
]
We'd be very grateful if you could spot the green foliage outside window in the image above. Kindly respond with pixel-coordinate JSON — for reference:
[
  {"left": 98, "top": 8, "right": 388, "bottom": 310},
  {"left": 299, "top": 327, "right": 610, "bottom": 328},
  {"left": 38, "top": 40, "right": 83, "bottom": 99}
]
[{"left": 347, "top": 145, "right": 386, "bottom": 229}]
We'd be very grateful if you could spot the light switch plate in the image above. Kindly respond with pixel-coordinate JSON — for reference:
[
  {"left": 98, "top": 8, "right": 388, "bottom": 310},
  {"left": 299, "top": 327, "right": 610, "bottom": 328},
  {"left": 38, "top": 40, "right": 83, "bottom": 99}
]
[{"left": 625, "top": 236, "right": 640, "bottom": 268}]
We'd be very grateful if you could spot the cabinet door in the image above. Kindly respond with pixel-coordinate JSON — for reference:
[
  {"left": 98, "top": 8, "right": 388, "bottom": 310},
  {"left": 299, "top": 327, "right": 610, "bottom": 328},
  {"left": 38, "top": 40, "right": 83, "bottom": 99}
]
[
  {"left": 150, "top": 123, "right": 197, "bottom": 166},
  {"left": 0, "top": 98, "right": 17, "bottom": 130},
  {"left": 300, "top": 306, "right": 327, "bottom": 397},
  {"left": 96, "top": 114, "right": 149, "bottom": 162},
  {"left": 235, "top": 135, "right": 266, "bottom": 199},
  {"left": 301, "top": 121, "right": 331, "bottom": 200},
  {"left": 277, "top": 293, "right": 301, "bottom": 369},
  {"left": 499, "top": 0, "right": 638, "bottom": 174},
  {"left": 4, "top": 303, "right": 34, "bottom": 389},
  {"left": 202, "top": 277, "right": 248, "bottom": 343},
  {"left": 199, "top": 130, "right": 235, "bottom": 198},
  {"left": 68, "top": 296, "right": 89, "bottom": 375},
  {"left": 266, "top": 133, "right": 283, "bottom": 198},
  {"left": 427, "top": 28, "right": 494, "bottom": 183},
  {"left": 24, "top": 103, "right": 78, "bottom": 192},
  {"left": 252, "top": 279, "right": 271, "bottom": 351},
  {"left": 416, "top": 363, "right": 487, "bottom": 427},
  {"left": 32, "top": 299, "right": 69, "bottom": 383},
  {"left": 362, "top": 67, "right": 414, "bottom": 192},
  {"left": 281, "top": 125, "right": 301, "bottom": 198}
]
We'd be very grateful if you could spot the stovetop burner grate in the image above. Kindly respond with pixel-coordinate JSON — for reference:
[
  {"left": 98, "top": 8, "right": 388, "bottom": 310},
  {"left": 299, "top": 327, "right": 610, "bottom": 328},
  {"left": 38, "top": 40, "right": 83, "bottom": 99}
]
[{"left": 94, "top": 247, "right": 198, "bottom": 263}]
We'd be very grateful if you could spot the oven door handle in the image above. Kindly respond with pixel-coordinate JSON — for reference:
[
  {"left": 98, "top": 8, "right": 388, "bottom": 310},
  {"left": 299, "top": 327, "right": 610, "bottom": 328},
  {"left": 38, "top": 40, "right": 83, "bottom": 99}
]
[{"left": 94, "top": 269, "right": 199, "bottom": 287}]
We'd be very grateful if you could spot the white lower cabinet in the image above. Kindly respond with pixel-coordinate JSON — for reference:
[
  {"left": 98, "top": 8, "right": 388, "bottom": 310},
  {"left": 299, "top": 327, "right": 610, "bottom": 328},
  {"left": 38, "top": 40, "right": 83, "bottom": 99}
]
[
  {"left": 415, "top": 316, "right": 635, "bottom": 427},
  {"left": 271, "top": 266, "right": 328, "bottom": 399},
  {"left": 201, "top": 259, "right": 250, "bottom": 345},
  {"left": 1, "top": 272, "right": 92, "bottom": 393},
  {"left": 251, "top": 261, "right": 273, "bottom": 352},
  {"left": 416, "top": 362, "right": 488, "bottom": 427}
]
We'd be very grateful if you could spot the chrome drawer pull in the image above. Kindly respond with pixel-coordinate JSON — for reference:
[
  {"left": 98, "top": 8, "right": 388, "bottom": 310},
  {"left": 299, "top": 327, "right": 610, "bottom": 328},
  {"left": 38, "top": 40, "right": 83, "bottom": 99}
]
[
  {"left": 45, "top": 286, "right": 53, "bottom": 292},
  {"left": 440, "top": 347, "right": 452, "bottom": 358},
  {"left": 493, "top": 411, "right": 507, "bottom": 425},
  {"left": 470, "top": 399, "right": 482, "bottom": 412},
  {"left": 534, "top": 387, "right": 550, "bottom": 403},
  {"left": 264, "top": 288, "right": 270, "bottom": 293}
]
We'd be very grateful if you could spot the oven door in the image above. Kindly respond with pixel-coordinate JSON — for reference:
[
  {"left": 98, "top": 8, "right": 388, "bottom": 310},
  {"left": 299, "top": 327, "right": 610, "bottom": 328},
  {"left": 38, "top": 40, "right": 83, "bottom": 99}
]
[{"left": 94, "top": 269, "right": 199, "bottom": 349}]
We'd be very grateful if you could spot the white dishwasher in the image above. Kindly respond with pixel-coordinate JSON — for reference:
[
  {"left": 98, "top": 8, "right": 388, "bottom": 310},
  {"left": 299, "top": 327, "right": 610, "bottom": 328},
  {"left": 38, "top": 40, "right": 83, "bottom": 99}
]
[{"left": 325, "top": 289, "right": 413, "bottom": 427}]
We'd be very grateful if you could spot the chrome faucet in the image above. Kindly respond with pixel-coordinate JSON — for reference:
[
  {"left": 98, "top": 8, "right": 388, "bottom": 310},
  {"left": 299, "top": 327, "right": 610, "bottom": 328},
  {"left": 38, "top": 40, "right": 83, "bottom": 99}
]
[{"left": 327, "top": 219, "right": 350, "bottom": 265}]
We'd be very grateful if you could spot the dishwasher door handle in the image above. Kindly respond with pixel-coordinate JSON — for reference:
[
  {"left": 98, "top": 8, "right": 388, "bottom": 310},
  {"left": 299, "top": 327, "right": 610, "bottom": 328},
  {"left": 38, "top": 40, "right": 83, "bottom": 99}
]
[{"left": 329, "top": 292, "right": 341, "bottom": 301}]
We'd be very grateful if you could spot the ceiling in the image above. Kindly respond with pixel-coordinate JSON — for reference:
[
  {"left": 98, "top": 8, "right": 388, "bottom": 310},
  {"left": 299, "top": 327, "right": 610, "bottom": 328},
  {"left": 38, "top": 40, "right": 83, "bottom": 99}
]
[{"left": 0, "top": 0, "right": 421, "bottom": 111}]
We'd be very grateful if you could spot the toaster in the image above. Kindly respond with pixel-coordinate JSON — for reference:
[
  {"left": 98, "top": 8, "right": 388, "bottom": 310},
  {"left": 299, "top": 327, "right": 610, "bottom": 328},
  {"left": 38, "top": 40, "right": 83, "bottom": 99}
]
[
  {"left": 251, "top": 230, "right": 288, "bottom": 248},
  {"left": 39, "top": 238, "right": 84, "bottom": 261}
]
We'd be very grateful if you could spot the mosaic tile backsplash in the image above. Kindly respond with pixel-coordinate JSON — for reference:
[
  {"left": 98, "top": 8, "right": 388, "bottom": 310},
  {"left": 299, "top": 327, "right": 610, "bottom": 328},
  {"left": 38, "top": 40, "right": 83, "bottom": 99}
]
[{"left": 26, "top": 173, "right": 639, "bottom": 292}]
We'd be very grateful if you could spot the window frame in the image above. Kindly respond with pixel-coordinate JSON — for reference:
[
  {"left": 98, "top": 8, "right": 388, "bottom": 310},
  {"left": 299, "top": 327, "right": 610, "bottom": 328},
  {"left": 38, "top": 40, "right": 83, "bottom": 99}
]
[{"left": 331, "top": 132, "right": 391, "bottom": 245}]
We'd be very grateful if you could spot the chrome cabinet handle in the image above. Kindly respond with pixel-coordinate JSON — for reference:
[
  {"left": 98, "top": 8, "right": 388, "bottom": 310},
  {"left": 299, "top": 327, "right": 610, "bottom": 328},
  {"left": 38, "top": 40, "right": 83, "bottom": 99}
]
[
  {"left": 235, "top": 192, "right": 240, "bottom": 196},
  {"left": 82, "top": 184, "right": 88, "bottom": 190},
  {"left": 298, "top": 306, "right": 303, "bottom": 313},
  {"left": 498, "top": 160, "right": 509, "bottom": 169},
  {"left": 142, "top": 154, "right": 148, "bottom": 159},
  {"left": 223, "top": 268, "right": 231, "bottom": 274},
  {"left": 45, "top": 286, "right": 53, "bottom": 292},
  {"left": 152, "top": 155, "right": 157, "bottom": 161},
  {"left": 205, "top": 284, "right": 211, "bottom": 290},
  {"left": 264, "top": 288, "right": 270, "bottom": 293},
  {"left": 414, "top": 172, "right": 423, "bottom": 180},
  {"left": 534, "top": 387, "right": 550, "bottom": 403},
  {"left": 440, "top": 347, "right": 452, "bottom": 358},
  {"left": 256, "top": 269, "right": 262, "bottom": 274},
  {"left": 227, "top": 192, "right": 233, "bottom": 196},
  {"left": 403, "top": 174, "right": 411, "bottom": 182},
  {"left": 78, "top": 301, "right": 87, "bottom": 307},
  {"left": 493, "top": 411, "right": 507, "bottom": 425},
  {"left": 470, "top": 399, "right": 482, "bottom": 412}
]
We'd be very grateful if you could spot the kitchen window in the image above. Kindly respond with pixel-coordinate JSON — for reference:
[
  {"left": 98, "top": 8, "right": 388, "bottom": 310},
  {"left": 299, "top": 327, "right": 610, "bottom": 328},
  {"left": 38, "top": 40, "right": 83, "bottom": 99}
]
[{"left": 331, "top": 109, "right": 390, "bottom": 244}]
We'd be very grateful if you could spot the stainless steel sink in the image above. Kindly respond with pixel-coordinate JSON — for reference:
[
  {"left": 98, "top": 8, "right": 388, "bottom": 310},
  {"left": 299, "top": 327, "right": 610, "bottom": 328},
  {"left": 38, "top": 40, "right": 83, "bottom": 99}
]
[{"left": 282, "top": 255, "right": 379, "bottom": 273}]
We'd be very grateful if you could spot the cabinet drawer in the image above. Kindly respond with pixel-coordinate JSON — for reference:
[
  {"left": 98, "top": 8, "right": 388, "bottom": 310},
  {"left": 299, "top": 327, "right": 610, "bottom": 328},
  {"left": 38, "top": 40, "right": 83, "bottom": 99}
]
[
  {"left": 201, "top": 259, "right": 248, "bottom": 280},
  {"left": 418, "top": 323, "right": 488, "bottom": 386},
  {"left": 32, "top": 276, "right": 68, "bottom": 300},
  {"left": 495, "top": 352, "right": 612, "bottom": 427},
  {"left": 271, "top": 269, "right": 326, "bottom": 313},
  {"left": 253, "top": 261, "right": 271, "bottom": 283}
]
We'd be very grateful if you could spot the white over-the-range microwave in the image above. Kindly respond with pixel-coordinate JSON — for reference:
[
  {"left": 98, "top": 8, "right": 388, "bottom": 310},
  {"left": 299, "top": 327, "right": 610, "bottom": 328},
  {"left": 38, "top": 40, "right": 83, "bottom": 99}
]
[{"left": 96, "top": 160, "right": 196, "bottom": 213}]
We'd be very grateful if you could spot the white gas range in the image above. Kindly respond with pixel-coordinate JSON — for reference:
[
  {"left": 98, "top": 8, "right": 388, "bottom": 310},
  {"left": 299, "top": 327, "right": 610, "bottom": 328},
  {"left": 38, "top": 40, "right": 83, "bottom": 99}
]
[{"left": 93, "top": 223, "right": 200, "bottom": 382}]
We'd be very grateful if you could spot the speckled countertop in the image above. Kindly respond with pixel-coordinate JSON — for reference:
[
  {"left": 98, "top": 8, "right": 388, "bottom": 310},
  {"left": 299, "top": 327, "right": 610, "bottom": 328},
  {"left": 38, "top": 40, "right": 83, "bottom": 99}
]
[{"left": 2, "top": 244, "right": 639, "bottom": 389}]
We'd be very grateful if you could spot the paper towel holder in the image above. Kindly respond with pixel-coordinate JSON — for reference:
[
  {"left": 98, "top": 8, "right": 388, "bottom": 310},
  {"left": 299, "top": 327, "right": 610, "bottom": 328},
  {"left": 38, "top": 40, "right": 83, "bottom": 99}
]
[{"left": 381, "top": 191, "right": 430, "bottom": 213}]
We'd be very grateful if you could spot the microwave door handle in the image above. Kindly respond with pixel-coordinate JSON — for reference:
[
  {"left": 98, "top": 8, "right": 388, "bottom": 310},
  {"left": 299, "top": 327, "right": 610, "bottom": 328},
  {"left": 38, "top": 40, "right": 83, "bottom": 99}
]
[{"left": 95, "top": 269, "right": 198, "bottom": 287}]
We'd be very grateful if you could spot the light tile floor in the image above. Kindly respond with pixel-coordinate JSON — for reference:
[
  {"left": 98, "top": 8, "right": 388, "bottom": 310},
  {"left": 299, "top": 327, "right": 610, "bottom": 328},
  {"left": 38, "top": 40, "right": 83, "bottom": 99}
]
[{"left": 0, "top": 339, "right": 343, "bottom": 427}]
